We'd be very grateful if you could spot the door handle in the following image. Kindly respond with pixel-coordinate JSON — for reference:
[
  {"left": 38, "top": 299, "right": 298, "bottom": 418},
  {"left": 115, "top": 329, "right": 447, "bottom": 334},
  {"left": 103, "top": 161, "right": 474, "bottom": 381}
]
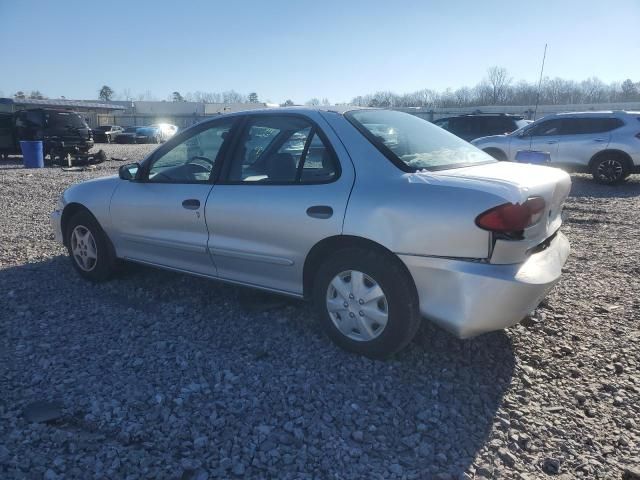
[
  {"left": 593, "top": 138, "right": 606, "bottom": 142},
  {"left": 182, "top": 199, "right": 200, "bottom": 210},
  {"left": 546, "top": 140, "right": 557, "bottom": 144},
  {"left": 306, "top": 205, "right": 333, "bottom": 219}
]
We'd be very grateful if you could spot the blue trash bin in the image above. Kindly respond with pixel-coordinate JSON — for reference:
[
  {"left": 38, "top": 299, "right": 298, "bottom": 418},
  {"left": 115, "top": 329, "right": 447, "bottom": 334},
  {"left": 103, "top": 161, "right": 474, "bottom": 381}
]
[{"left": 20, "top": 140, "right": 44, "bottom": 168}]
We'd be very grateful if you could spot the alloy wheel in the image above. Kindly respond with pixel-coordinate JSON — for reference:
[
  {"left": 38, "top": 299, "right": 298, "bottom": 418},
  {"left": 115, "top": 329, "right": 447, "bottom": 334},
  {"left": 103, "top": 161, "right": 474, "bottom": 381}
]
[
  {"left": 597, "top": 158, "right": 624, "bottom": 183},
  {"left": 326, "top": 270, "right": 389, "bottom": 342},
  {"left": 70, "top": 225, "right": 98, "bottom": 272}
]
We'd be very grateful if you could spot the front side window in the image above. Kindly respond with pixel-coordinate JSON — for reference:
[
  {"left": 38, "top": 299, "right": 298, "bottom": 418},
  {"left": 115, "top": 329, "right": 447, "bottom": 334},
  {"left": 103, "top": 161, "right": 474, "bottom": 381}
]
[
  {"left": 147, "top": 119, "right": 234, "bottom": 183},
  {"left": 346, "top": 109, "right": 494, "bottom": 171},
  {"left": 524, "top": 119, "right": 563, "bottom": 137},
  {"left": 227, "top": 115, "right": 337, "bottom": 183}
]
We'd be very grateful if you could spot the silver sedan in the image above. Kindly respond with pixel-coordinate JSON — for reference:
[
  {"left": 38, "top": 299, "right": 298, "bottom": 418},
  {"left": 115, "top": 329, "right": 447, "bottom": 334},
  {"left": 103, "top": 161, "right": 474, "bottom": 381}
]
[{"left": 51, "top": 107, "right": 571, "bottom": 358}]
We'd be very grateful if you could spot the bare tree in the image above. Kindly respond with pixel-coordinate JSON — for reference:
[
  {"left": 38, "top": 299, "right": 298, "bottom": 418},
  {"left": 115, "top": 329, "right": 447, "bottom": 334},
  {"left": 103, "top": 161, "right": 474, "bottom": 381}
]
[
  {"left": 305, "top": 98, "right": 321, "bottom": 106},
  {"left": 99, "top": 85, "right": 114, "bottom": 101},
  {"left": 621, "top": 79, "right": 638, "bottom": 101},
  {"left": 281, "top": 99, "right": 295, "bottom": 106},
  {"left": 486, "top": 66, "right": 511, "bottom": 104}
]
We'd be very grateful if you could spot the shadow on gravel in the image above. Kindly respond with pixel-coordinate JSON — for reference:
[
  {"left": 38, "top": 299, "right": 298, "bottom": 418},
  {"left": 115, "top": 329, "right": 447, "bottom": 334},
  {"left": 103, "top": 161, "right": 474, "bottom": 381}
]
[
  {"left": 2, "top": 256, "right": 515, "bottom": 478},
  {"left": 569, "top": 174, "right": 640, "bottom": 198}
]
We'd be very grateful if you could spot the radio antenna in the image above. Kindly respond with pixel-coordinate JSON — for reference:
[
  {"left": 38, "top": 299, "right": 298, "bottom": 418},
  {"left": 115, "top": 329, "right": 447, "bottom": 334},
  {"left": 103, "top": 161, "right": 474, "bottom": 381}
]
[{"left": 533, "top": 43, "right": 547, "bottom": 121}]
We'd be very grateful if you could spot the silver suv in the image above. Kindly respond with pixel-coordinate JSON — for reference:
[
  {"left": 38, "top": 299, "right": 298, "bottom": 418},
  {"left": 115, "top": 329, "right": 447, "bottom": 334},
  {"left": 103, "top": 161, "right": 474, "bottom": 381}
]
[{"left": 472, "top": 111, "right": 640, "bottom": 184}]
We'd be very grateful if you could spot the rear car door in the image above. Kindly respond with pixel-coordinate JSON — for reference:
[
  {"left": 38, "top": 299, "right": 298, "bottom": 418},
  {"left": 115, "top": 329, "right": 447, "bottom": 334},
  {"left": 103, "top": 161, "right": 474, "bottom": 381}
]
[
  {"left": 109, "top": 117, "right": 236, "bottom": 275},
  {"left": 205, "top": 112, "right": 355, "bottom": 295},
  {"left": 555, "top": 117, "right": 619, "bottom": 169}
]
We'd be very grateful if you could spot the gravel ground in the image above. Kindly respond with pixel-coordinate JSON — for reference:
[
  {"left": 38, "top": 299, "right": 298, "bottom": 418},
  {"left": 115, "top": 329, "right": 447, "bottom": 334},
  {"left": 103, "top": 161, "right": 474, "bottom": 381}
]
[{"left": 1, "top": 144, "right": 639, "bottom": 479}]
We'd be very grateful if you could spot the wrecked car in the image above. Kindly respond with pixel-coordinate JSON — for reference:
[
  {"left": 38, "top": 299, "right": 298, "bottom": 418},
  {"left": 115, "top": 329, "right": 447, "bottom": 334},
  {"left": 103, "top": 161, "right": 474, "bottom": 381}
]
[{"left": 51, "top": 107, "right": 571, "bottom": 358}]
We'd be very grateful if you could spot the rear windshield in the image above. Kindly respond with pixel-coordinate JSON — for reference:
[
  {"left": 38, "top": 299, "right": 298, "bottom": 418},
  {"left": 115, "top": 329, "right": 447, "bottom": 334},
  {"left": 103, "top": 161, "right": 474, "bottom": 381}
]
[
  {"left": 45, "top": 112, "right": 87, "bottom": 129},
  {"left": 345, "top": 109, "right": 495, "bottom": 171}
]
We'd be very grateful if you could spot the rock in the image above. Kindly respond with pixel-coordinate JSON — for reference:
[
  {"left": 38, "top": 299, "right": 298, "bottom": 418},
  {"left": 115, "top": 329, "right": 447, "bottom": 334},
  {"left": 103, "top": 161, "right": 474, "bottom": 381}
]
[
  {"left": 352, "top": 430, "right": 364, "bottom": 442},
  {"left": 232, "top": 462, "right": 246, "bottom": 476},
  {"left": 220, "top": 458, "right": 232, "bottom": 470},
  {"left": 542, "top": 457, "right": 561, "bottom": 475},
  {"left": 614, "top": 363, "right": 624, "bottom": 374},
  {"left": 623, "top": 466, "right": 640, "bottom": 480},
  {"left": 389, "top": 463, "right": 403, "bottom": 475},
  {"left": 23, "top": 400, "right": 63, "bottom": 423},
  {"left": 498, "top": 448, "right": 516, "bottom": 467}
]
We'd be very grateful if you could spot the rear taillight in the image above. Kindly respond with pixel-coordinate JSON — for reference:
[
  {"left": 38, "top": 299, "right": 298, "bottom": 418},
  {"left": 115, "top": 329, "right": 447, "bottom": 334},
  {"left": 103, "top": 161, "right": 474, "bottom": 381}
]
[{"left": 475, "top": 197, "right": 546, "bottom": 233}]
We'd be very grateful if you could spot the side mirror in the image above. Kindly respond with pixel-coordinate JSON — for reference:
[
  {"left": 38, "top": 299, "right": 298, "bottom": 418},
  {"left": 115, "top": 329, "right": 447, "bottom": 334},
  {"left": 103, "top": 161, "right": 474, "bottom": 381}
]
[{"left": 119, "top": 163, "right": 140, "bottom": 180}]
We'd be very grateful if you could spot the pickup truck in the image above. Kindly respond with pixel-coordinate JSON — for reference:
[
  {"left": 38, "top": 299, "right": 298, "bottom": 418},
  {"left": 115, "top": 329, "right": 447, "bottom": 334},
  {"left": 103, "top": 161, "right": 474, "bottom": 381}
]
[{"left": 0, "top": 108, "right": 94, "bottom": 158}]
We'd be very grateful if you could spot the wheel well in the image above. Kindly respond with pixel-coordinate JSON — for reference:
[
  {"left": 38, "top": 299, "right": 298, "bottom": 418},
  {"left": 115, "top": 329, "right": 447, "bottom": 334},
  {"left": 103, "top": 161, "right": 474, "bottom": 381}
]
[
  {"left": 60, "top": 203, "right": 90, "bottom": 246},
  {"left": 589, "top": 149, "right": 633, "bottom": 171},
  {"left": 302, "top": 235, "right": 418, "bottom": 300},
  {"left": 483, "top": 147, "right": 507, "bottom": 161}
]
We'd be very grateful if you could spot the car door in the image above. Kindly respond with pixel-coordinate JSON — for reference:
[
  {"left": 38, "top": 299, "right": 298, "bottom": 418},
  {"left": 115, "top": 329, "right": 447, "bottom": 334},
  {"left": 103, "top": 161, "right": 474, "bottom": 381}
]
[
  {"left": 206, "top": 113, "right": 355, "bottom": 295},
  {"left": 509, "top": 118, "right": 562, "bottom": 162},
  {"left": 555, "top": 117, "right": 618, "bottom": 169},
  {"left": 109, "top": 117, "right": 236, "bottom": 275}
]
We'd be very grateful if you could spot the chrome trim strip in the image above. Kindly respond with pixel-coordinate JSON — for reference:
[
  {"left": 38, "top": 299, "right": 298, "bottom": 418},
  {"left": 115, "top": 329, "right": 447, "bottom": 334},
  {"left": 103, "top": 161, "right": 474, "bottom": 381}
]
[
  {"left": 122, "top": 257, "right": 303, "bottom": 299},
  {"left": 209, "top": 247, "right": 294, "bottom": 266},
  {"left": 120, "top": 234, "right": 207, "bottom": 254}
]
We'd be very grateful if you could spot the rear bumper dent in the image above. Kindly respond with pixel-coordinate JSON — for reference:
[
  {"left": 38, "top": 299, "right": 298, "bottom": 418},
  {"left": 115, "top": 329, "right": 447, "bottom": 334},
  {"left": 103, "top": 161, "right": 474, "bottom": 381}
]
[{"left": 400, "top": 231, "right": 570, "bottom": 338}]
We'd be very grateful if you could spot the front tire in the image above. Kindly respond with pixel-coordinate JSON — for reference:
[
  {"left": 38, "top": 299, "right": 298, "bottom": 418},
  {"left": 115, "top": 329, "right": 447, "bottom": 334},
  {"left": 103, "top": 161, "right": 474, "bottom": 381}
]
[
  {"left": 65, "top": 210, "right": 116, "bottom": 282},
  {"left": 591, "top": 154, "right": 629, "bottom": 185},
  {"left": 313, "top": 248, "right": 421, "bottom": 359}
]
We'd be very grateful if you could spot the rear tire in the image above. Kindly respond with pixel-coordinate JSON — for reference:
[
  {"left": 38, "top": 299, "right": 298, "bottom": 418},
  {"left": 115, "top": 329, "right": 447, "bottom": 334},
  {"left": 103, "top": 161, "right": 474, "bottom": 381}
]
[
  {"left": 591, "top": 153, "right": 629, "bottom": 185},
  {"left": 313, "top": 248, "right": 421, "bottom": 359},
  {"left": 65, "top": 210, "right": 116, "bottom": 282}
]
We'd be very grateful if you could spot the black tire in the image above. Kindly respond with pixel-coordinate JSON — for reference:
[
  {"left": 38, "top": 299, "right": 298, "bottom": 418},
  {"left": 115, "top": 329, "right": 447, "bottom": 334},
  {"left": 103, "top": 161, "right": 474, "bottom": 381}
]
[
  {"left": 65, "top": 210, "right": 117, "bottom": 282},
  {"left": 313, "top": 247, "right": 421, "bottom": 359},
  {"left": 591, "top": 153, "right": 630, "bottom": 185}
]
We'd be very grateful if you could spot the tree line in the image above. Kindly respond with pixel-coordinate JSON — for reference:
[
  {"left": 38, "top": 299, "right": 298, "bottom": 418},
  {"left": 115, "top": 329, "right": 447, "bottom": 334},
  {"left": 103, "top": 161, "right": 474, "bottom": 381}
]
[
  {"left": 351, "top": 67, "right": 640, "bottom": 109},
  {"left": 9, "top": 69, "right": 640, "bottom": 108}
]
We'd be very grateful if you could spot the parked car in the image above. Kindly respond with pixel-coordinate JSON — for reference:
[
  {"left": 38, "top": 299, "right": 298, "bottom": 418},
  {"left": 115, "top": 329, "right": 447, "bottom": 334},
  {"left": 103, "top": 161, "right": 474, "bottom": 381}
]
[
  {"left": 0, "top": 108, "right": 93, "bottom": 157},
  {"left": 472, "top": 111, "right": 640, "bottom": 184},
  {"left": 150, "top": 123, "right": 178, "bottom": 142},
  {"left": 92, "top": 125, "right": 124, "bottom": 143},
  {"left": 115, "top": 126, "right": 162, "bottom": 144},
  {"left": 51, "top": 107, "right": 571, "bottom": 358},
  {"left": 433, "top": 114, "right": 531, "bottom": 142}
]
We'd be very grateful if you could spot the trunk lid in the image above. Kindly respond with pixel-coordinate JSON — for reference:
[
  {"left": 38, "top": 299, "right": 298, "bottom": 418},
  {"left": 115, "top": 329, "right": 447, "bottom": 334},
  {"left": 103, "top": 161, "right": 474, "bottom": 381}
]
[{"left": 415, "top": 161, "right": 571, "bottom": 261}]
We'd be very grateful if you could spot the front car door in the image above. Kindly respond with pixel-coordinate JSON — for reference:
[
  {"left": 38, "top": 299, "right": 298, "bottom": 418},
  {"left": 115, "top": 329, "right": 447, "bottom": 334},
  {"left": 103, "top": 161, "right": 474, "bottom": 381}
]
[
  {"left": 509, "top": 118, "right": 562, "bottom": 162},
  {"left": 109, "top": 117, "right": 236, "bottom": 275},
  {"left": 205, "top": 112, "right": 355, "bottom": 295}
]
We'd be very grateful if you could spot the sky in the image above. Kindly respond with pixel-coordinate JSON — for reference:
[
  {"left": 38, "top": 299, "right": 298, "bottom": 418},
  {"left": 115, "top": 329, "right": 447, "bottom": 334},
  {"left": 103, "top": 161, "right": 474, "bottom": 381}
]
[{"left": 1, "top": 0, "right": 639, "bottom": 104}]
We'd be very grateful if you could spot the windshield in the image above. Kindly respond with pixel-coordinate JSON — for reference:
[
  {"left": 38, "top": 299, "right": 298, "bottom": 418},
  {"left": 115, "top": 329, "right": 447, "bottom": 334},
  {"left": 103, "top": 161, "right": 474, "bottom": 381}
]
[
  {"left": 346, "top": 109, "right": 495, "bottom": 171},
  {"left": 45, "top": 111, "right": 88, "bottom": 129},
  {"left": 124, "top": 127, "right": 138, "bottom": 132}
]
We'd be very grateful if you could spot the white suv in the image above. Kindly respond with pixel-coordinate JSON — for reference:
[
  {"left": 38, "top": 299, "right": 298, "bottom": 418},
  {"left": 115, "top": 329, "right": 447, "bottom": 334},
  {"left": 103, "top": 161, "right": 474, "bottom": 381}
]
[{"left": 472, "top": 111, "right": 640, "bottom": 184}]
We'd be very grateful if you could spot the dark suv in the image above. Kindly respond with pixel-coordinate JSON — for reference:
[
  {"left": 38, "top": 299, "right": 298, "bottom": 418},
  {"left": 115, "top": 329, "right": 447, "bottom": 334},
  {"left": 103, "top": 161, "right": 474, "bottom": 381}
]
[
  {"left": 0, "top": 108, "right": 93, "bottom": 158},
  {"left": 433, "top": 114, "right": 530, "bottom": 142}
]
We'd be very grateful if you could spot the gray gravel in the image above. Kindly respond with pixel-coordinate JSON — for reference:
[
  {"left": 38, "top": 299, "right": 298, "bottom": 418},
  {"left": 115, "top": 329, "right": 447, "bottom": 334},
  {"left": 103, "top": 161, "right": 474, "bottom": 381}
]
[{"left": 1, "top": 144, "right": 639, "bottom": 479}]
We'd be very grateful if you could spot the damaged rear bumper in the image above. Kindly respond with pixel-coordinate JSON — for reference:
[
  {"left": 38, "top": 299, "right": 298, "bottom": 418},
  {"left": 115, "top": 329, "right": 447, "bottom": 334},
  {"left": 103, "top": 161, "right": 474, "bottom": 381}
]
[{"left": 399, "top": 231, "right": 570, "bottom": 338}]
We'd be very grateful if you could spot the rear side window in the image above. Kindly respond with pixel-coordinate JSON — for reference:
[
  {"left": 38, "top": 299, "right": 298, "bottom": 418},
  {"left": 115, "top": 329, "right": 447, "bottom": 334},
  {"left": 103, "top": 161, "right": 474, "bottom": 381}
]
[
  {"left": 561, "top": 118, "right": 623, "bottom": 135},
  {"left": 227, "top": 115, "right": 338, "bottom": 184},
  {"left": 346, "top": 109, "right": 494, "bottom": 171}
]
